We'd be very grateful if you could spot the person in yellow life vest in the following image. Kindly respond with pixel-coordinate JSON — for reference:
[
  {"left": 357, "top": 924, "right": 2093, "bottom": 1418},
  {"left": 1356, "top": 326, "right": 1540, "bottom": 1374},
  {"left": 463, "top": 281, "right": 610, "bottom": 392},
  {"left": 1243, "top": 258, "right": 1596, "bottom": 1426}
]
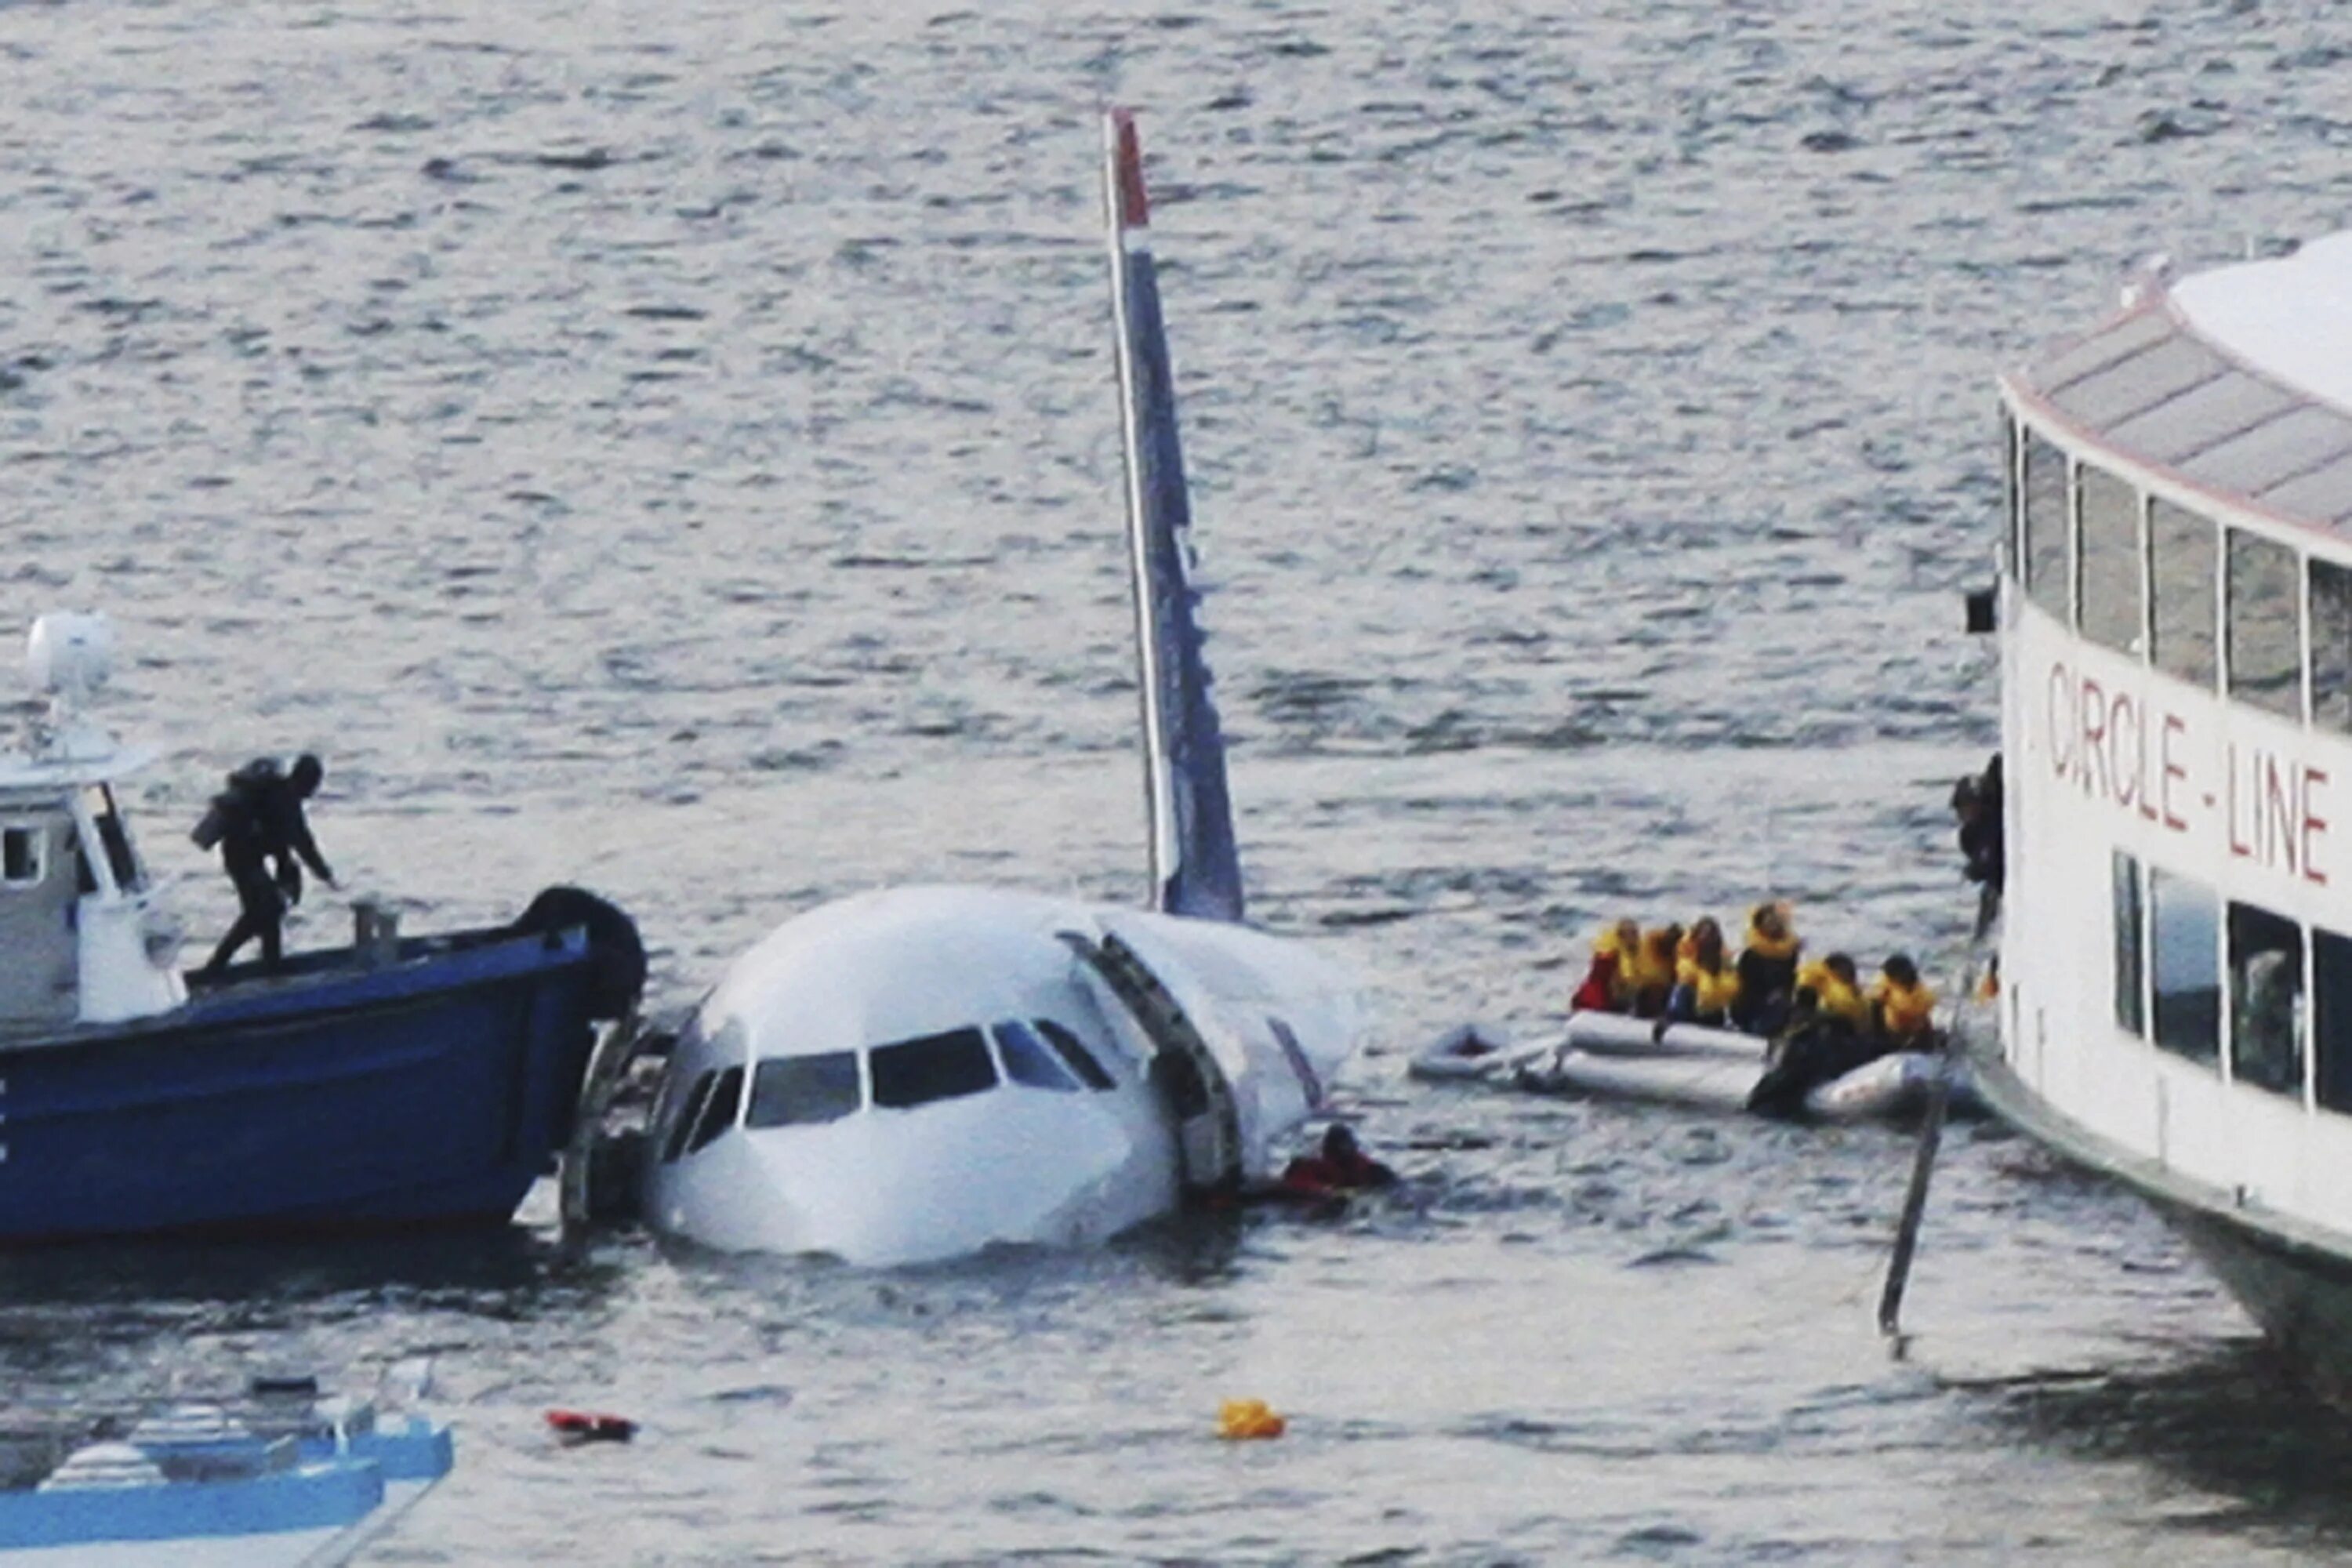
[
  {"left": 1871, "top": 953, "right": 1939, "bottom": 1047},
  {"left": 1794, "top": 952, "right": 1871, "bottom": 1033},
  {"left": 1730, "top": 902, "right": 1801, "bottom": 1034},
  {"left": 1665, "top": 916, "right": 1740, "bottom": 1026},
  {"left": 1629, "top": 923, "right": 1683, "bottom": 1018},
  {"left": 1570, "top": 918, "right": 1642, "bottom": 1013}
]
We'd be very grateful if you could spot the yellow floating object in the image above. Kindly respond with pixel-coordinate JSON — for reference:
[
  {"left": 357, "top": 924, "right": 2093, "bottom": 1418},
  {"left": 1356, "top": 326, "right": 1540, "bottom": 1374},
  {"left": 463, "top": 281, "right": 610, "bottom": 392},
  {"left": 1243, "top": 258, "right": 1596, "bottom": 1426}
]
[{"left": 1218, "top": 1398, "right": 1287, "bottom": 1440}]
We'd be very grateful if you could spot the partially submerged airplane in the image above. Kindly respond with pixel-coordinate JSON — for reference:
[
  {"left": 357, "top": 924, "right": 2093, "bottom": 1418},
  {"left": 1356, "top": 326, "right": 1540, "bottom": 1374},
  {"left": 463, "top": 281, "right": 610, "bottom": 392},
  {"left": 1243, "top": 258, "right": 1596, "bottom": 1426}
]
[{"left": 637, "top": 111, "right": 1369, "bottom": 1268}]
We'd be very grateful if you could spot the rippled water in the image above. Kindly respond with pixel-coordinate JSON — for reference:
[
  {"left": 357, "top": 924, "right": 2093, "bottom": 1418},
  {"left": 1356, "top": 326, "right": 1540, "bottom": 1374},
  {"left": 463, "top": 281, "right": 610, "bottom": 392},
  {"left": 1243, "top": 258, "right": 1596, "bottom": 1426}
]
[{"left": 9, "top": 0, "right": 2352, "bottom": 1561}]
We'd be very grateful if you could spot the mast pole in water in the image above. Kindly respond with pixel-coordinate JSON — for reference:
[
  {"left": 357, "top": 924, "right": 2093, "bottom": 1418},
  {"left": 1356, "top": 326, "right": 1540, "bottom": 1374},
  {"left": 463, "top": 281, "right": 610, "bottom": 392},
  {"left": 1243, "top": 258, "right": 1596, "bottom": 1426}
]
[{"left": 1878, "top": 1041, "right": 1954, "bottom": 1343}]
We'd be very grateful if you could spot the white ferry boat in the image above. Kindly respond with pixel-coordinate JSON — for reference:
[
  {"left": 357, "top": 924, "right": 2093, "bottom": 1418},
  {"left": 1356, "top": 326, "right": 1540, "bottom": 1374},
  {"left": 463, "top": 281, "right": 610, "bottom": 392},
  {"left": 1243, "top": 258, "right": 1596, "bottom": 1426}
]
[{"left": 1980, "top": 233, "right": 2352, "bottom": 1387}]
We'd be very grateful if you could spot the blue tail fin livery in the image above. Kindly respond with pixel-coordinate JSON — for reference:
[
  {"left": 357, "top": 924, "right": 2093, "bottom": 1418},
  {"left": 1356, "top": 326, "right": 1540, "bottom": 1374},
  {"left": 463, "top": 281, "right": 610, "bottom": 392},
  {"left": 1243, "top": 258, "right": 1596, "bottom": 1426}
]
[{"left": 1103, "top": 108, "right": 1244, "bottom": 924}]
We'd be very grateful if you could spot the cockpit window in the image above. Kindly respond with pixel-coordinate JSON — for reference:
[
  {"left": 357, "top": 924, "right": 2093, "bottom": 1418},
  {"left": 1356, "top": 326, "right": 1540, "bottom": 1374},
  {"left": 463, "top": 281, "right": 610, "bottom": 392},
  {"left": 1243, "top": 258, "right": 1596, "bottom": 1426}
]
[
  {"left": 1036, "top": 1019, "right": 1116, "bottom": 1091},
  {"left": 661, "top": 1070, "right": 717, "bottom": 1164},
  {"left": 869, "top": 1026, "right": 997, "bottom": 1109},
  {"left": 746, "top": 1052, "right": 863, "bottom": 1127},
  {"left": 993, "top": 1020, "right": 1080, "bottom": 1092},
  {"left": 684, "top": 1065, "right": 744, "bottom": 1156}
]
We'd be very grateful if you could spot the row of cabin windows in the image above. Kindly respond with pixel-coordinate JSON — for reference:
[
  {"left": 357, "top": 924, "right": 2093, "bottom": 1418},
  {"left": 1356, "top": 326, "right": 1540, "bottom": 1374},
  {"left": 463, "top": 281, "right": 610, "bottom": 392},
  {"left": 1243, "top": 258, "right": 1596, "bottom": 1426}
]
[
  {"left": 2111, "top": 850, "right": 2352, "bottom": 1109},
  {"left": 655, "top": 1018, "right": 1122, "bottom": 1164},
  {"left": 2012, "top": 419, "right": 2349, "bottom": 728}
]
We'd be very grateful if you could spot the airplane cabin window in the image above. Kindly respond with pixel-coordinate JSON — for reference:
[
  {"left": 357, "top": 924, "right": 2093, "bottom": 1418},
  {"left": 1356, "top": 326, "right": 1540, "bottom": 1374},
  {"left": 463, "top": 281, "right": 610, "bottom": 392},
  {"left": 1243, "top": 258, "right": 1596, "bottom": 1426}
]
[
  {"left": 662, "top": 1070, "right": 717, "bottom": 1164},
  {"left": 1036, "top": 1019, "right": 1117, "bottom": 1090},
  {"left": 869, "top": 1026, "right": 998, "bottom": 1109},
  {"left": 746, "top": 1052, "right": 864, "bottom": 1127},
  {"left": 685, "top": 1065, "right": 745, "bottom": 1154},
  {"left": 993, "top": 1020, "right": 1081, "bottom": 1091}
]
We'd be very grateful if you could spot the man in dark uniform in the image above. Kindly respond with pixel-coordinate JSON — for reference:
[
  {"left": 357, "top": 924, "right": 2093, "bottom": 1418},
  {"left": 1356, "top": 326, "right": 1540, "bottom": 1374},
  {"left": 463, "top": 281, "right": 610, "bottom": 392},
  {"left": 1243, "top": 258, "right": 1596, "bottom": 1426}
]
[{"left": 194, "top": 753, "right": 338, "bottom": 976}]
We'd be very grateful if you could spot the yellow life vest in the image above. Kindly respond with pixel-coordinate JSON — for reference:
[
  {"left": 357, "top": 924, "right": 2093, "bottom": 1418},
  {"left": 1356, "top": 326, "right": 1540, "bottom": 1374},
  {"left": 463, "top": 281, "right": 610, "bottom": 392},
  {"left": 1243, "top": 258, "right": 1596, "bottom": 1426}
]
[
  {"left": 1675, "top": 955, "right": 1741, "bottom": 1014},
  {"left": 1741, "top": 920, "right": 1798, "bottom": 964},
  {"left": 1797, "top": 960, "right": 1870, "bottom": 1029},
  {"left": 1872, "top": 977, "right": 1937, "bottom": 1038},
  {"left": 1632, "top": 933, "right": 1679, "bottom": 993}
]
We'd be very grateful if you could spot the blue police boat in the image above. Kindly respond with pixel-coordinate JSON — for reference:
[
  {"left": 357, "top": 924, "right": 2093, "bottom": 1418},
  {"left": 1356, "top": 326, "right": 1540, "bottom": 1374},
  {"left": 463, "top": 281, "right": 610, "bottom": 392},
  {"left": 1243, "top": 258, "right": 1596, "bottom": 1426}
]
[{"left": 0, "top": 615, "right": 645, "bottom": 1243}]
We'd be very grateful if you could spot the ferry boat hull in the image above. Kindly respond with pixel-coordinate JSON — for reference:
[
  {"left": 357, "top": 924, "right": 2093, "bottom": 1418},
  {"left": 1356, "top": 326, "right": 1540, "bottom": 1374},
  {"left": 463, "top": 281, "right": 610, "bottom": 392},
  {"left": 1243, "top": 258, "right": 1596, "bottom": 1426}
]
[{"left": 0, "top": 915, "right": 633, "bottom": 1245}]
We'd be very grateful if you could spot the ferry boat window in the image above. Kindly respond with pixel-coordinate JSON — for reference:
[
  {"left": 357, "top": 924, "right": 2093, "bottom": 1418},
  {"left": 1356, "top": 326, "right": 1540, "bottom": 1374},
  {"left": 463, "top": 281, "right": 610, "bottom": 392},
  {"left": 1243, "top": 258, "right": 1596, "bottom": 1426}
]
[
  {"left": 684, "top": 1065, "right": 745, "bottom": 1155},
  {"left": 746, "top": 1052, "right": 862, "bottom": 1127},
  {"left": 1, "top": 826, "right": 40, "bottom": 887},
  {"left": 661, "top": 1070, "right": 717, "bottom": 1164},
  {"left": 2227, "top": 528, "right": 2304, "bottom": 719},
  {"left": 2112, "top": 851, "right": 2145, "bottom": 1038},
  {"left": 2227, "top": 903, "right": 2304, "bottom": 1098},
  {"left": 2314, "top": 927, "right": 2352, "bottom": 1113},
  {"left": 2150, "top": 499, "right": 2219, "bottom": 690},
  {"left": 2076, "top": 466, "right": 2145, "bottom": 655},
  {"left": 1036, "top": 1018, "right": 1118, "bottom": 1091},
  {"left": 2149, "top": 869, "right": 2220, "bottom": 1066},
  {"left": 2022, "top": 432, "right": 2071, "bottom": 619},
  {"left": 80, "top": 786, "right": 143, "bottom": 893},
  {"left": 2310, "top": 557, "right": 2352, "bottom": 734},
  {"left": 869, "top": 1026, "right": 997, "bottom": 1109},
  {"left": 993, "top": 1020, "right": 1081, "bottom": 1092}
]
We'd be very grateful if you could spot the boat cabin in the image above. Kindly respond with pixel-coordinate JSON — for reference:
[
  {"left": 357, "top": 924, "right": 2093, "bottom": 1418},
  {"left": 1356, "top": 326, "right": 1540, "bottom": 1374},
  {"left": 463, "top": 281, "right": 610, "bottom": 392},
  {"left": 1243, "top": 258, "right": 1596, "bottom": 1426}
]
[
  {"left": 1, "top": 617, "right": 184, "bottom": 1034},
  {"left": 1995, "top": 235, "right": 2352, "bottom": 1224}
]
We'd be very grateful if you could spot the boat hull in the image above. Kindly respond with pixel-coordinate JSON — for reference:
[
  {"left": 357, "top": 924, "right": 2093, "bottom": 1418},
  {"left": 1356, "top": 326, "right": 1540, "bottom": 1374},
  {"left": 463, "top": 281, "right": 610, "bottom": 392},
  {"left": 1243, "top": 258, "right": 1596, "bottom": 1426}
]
[
  {"left": 0, "top": 927, "right": 613, "bottom": 1243},
  {"left": 1974, "top": 1044, "right": 2352, "bottom": 1395}
]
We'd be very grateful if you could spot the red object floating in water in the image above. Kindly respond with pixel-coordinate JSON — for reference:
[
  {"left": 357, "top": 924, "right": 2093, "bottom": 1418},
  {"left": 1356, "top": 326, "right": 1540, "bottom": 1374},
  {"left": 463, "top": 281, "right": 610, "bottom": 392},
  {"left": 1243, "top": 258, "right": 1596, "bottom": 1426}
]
[{"left": 546, "top": 1410, "right": 636, "bottom": 1444}]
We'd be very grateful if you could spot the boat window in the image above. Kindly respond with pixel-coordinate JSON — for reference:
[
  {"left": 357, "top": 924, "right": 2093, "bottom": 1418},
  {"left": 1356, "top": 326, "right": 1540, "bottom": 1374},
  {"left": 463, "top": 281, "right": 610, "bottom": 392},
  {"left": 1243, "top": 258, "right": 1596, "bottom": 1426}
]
[
  {"left": 2227, "top": 528, "right": 2304, "bottom": 720},
  {"left": 2149, "top": 868, "right": 2220, "bottom": 1066},
  {"left": 2112, "top": 850, "right": 2145, "bottom": 1038},
  {"left": 1036, "top": 1018, "right": 1117, "bottom": 1091},
  {"left": 684, "top": 1066, "right": 744, "bottom": 1155},
  {"left": 2150, "top": 498, "right": 2219, "bottom": 691},
  {"left": 1, "top": 826, "right": 40, "bottom": 887},
  {"left": 661, "top": 1070, "right": 717, "bottom": 1164},
  {"left": 993, "top": 1020, "right": 1081, "bottom": 1092},
  {"left": 2314, "top": 927, "right": 2352, "bottom": 1114},
  {"left": 869, "top": 1026, "right": 997, "bottom": 1109},
  {"left": 746, "top": 1052, "right": 863, "bottom": 1127},
  {"left": 80, "top": 786, "right": 142, "bottom": 893},
  {"left": 2310, "top": 557, "right": 2352, "bottom": 735},
  {"left": 2227, "top": 902, "right": 2304, "bottom": 1098},
  {"left": 2075, "top": 465, "right": 2144, "bottom": 655},
  {"left": 2021, "top": 432, "right": 2071, "bottom": 619}
]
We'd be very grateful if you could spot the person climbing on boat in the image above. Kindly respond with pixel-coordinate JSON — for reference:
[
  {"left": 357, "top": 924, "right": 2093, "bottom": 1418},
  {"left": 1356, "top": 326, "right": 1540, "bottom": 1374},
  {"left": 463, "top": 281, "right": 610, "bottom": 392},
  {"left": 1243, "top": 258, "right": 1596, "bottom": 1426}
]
[
  {"left": 1665, "top": 916, "right": 1740, "bottom": 1026},
  {"left": 1954, "top": 753, "right": 2005, "bottom": 935},
  {"left": 1869, "top": 954, "right": 1940, "bottom": 1049},
  {"left": 1277, "top": 1123, "right": 1398, "bottom": 1199},
  {"left": 1747, "top": 956, "right": 1878, "bottom": 1120},
  {"left": 1730, "top": 902, "right": 1800, "bottom": 1033},
  {"left": 1571, "top": 917, "right": 1641, "bottom": 1013},
  {"left": 1630, "top": 923, "right": 1683, "bottom": 1018},
  {"left": 194, "top": 753, "right": 338, "bottom": 977}
]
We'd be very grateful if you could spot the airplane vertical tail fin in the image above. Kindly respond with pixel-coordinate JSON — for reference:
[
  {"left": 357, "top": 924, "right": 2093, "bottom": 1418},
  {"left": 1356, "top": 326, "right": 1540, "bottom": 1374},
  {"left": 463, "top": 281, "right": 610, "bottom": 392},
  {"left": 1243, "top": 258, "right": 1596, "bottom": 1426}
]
[{"left": 1103, "top": 108, "right": 1245, "bottom": 924}]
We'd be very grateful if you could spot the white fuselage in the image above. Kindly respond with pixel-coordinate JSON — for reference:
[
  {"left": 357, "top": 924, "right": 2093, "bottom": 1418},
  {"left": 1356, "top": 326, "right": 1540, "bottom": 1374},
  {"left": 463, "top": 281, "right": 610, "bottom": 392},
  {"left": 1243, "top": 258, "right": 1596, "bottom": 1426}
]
[{"left": 641, "top": 886, "right": 1362, "bottom": 1267}]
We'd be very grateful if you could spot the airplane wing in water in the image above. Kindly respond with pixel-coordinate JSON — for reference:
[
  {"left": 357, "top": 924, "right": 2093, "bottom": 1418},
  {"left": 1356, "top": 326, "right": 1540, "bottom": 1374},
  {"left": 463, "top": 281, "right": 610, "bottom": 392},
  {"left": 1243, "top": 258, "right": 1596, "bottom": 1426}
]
[{"left": 1103, "top": 107, "right": 1245, "bottom": 924}]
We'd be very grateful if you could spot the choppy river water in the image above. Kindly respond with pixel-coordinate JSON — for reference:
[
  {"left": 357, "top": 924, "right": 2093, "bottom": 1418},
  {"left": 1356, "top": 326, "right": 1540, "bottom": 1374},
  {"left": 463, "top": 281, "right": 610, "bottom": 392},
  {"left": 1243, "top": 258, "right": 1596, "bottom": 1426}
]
[{"left": 8, "top": 0, "right": 2352, "bottom": 1561}]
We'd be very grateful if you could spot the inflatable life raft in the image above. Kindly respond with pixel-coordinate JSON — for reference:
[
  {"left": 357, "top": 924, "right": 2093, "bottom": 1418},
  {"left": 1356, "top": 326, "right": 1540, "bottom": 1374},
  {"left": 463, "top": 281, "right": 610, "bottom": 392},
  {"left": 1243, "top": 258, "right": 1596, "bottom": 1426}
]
[{"left": 1408, "top": 1011, "right": 1983, "bottom": 1123}]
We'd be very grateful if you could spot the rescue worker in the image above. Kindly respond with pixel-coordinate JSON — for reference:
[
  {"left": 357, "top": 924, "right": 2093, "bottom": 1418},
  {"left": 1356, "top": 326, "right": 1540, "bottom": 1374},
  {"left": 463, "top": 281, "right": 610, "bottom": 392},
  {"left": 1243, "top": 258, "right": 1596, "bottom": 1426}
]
[
  {"left": 194, "top": 753, "right": 338, "bottom": 976},
  {"left": 1665, "top": 916, "right": 1740, "bottom": 1026},
  {"left": 1571, "top": 918, "right": 1642, "bottom": 1013},
  {"left": 1870, "top": 954, "right": 1940, "bottom": 1048},
  {"left": 1955, "top": 753, "right": 2005, "bottom": 935},
  {"left": 1730, "top": 902, "right": 1801, "bottom": 1034}
]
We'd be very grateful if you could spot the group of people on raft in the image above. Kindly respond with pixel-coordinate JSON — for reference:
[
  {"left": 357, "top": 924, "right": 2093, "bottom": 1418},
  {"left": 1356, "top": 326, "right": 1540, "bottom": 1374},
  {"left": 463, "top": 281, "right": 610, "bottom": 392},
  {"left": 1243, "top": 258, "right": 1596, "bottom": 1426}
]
[{"left": 1570, "top": 902, "right": 1940, "bottom": 1116}]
